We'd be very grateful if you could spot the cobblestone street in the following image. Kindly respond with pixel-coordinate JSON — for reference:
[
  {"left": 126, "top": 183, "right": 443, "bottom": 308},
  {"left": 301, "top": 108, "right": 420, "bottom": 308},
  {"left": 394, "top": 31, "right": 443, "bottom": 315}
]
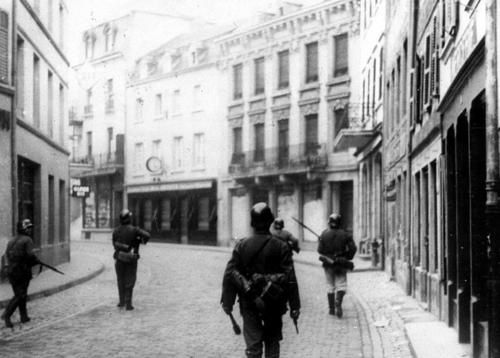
[{"left": 0, "top": 241, "right": 411, "bottom": 358}]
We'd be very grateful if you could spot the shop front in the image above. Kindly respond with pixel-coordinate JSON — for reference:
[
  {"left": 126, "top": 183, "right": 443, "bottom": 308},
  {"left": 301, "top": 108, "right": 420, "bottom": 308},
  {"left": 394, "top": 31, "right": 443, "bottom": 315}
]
[{"left": 127, "top": 180, "right": 217, "bottom": 245}]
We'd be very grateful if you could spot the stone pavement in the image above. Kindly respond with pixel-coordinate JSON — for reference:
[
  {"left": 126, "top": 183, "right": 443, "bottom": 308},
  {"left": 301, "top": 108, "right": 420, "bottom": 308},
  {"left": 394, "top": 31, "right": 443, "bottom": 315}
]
[{"left": 0, "top": 240, "right": 469, "bottom": 358}]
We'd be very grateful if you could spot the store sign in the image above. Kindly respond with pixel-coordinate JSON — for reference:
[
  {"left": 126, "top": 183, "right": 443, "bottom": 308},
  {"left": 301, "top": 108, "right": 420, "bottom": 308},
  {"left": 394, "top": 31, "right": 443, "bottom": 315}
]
[
  {"left": 127, "top": 180, "right": 213, "bottom": 193},
  {"left": 72, "top": 185, "right": 90, "bottom": 198}
]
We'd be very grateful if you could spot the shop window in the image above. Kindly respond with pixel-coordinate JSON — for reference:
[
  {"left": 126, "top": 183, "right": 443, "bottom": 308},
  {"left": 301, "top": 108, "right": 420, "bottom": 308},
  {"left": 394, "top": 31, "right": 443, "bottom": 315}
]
[
  {"left": 59, "top": 180, "right": 66, "bottom": 242},
  {"left": 161, "top": 199, "right": 171, "bottom": 230},
  {"left": 198, "top": 197, "right": 210, "bottom": 231},
  {"left": 18, "top": 158, "right": 39, "bottom": 245},
  {"left": 48, "top": 175, "right": 55, "bottom": 244},
  {"left": 144, "top": 199, "right": 152, "bottom": 231}
]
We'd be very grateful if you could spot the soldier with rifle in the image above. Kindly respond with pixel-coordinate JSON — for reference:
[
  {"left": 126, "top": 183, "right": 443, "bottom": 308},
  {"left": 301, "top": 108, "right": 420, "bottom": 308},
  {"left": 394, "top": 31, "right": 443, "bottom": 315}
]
[
  {"left": 2, "top": 219, "right": 40, "bottom": 328},
  {"left": 269, "top": 218, "right": 300, "bottom": 255},
  {"left": 112, "top": 209, "right": 150, "bottom": 311},
  {"left": 318, "top": 213, "right": 357, "bottom": 318},
  {"left": 221, "top": 203, "right": 301, "bottom": 358}
]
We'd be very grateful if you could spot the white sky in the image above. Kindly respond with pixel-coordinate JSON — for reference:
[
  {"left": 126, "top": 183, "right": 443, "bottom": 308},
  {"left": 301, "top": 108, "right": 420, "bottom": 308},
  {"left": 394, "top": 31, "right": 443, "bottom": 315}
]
[{"left": 66, "top": 0, "right": 322, "bottom": 62}]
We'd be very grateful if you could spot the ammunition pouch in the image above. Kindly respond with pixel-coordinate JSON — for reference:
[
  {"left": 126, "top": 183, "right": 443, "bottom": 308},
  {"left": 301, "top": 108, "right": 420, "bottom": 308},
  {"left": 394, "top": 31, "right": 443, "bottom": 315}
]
[{"left": 116, "top": 251, "right": 139, "bottom": 263}]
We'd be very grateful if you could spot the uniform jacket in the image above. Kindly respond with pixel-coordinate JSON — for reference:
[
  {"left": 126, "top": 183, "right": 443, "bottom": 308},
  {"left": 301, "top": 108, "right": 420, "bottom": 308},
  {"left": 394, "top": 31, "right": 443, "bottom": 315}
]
[
  {"left": 112, "top": 224, "right": 150, "bottom": 259},
  {"left": 269, "top": 227, "right": 300, "bottom": 254},
  {"left": 317, "top": 227, "right": 357, "bottom": 263},
  {"left": 221, "top": 233, "right": 301, "bottom": 314},
  {"left": 4, "top": 234, "right": 39, "bottom": 279}
]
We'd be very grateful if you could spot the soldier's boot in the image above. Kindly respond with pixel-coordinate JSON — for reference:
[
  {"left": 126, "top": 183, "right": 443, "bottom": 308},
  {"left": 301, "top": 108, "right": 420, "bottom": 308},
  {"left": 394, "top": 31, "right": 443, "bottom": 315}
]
[
  {"left": 19, "top": 299, "right": 30, "bottom": 323},
  {"left": 125, "top": 288, "right": 134, "bottom": 311},
  {"left": 335, "top": 290, "right": 345, "bottom": 318},
  {"left": 327, "top": 293, "right": 335, "bottom": 315},
  {"left": 264, "top": 340, "right": 279, "bottom": 358},
  {"left": 117, "top": 285, "right": 125, "bottom": 308},
  {"left": 2, "top": 301, "right": 15, "bottom": 328}
]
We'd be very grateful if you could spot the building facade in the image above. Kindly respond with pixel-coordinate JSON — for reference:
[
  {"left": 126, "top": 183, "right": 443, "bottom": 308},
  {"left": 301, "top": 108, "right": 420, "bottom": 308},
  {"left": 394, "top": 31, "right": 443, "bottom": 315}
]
[
  {"left": 382, "top": 0, "right": 496, "bottom": 356},
  {"left": 216, "top": 0, "right": 361, "bottom": 248},
  {"left": 335, "top": 0, "right": 385, "bottom": 265},
  {"left": 125, "top": 24, "right": 234, "bottom": 245},
  {"left": 69, "top": 11, "right": 194, "bottom": 241},
  {"left": 1, "top": 0, "right": 70, "bottom": 268}
]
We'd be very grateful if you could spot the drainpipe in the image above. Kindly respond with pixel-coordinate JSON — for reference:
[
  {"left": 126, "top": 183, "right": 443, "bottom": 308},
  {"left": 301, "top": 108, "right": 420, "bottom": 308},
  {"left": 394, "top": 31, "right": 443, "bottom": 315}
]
[
  {"left": 485, "top": 0, "right": 500, "bottom": 357},
  {"left": 10, "top": 0, "right": 17, "bottom": 236}
]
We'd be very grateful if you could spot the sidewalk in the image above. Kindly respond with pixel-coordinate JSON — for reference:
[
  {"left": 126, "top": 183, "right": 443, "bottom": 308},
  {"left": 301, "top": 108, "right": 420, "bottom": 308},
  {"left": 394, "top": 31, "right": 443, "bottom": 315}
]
[{"left": 0, "top": 251, "right": 105, "bottom": 309}]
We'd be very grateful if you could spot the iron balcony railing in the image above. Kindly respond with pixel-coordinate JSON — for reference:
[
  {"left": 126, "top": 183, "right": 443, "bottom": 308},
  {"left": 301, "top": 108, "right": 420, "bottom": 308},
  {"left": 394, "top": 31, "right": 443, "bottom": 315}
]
[
  {"left": 71, "top": 151, "right": 124, "bottom": 169},
  {"left": 229, "top": 143, "right": 327, "bottom": 176}
]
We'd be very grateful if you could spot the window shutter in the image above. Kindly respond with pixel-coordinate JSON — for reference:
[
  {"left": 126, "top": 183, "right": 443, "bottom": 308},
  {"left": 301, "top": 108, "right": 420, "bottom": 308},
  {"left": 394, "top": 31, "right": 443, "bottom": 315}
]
[{"left": 0, "top": 11, "right": 9, "bottom": 84}]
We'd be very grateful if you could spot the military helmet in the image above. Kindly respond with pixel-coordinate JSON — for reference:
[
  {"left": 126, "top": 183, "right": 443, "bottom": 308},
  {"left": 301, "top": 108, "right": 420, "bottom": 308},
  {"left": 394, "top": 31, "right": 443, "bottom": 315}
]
[
  {"left": 328, "top": 213, "right": 342, "bottom": 227},
  {"left": 250, "top": 202, "right": 275, "bottom": 230},
  {"left": 273, "top": 218, "right": 284, "bottom": 230},
  {"left": 119, "top": 209, "right": 132, "bottom": 224},
  {"left": 17, "top": 219, "right": 33, "bottom": 234}
]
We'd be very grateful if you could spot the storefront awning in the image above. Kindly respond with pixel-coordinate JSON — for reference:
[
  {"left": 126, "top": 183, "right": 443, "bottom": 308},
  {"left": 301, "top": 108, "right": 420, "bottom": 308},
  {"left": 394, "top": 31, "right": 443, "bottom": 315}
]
[
  {"left": 127, "top": 180, "right": 213, "bottom": 194},
  {"left": 333, "top": 129, "right": 377, "bottom": 152}
]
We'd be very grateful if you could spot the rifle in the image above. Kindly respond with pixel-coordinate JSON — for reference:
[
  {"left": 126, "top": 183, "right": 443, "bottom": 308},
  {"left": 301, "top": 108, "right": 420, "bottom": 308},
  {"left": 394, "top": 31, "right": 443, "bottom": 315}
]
[
  {"left": 38, "top": 261, "right": 65, "bottom": 275},
  {"left": 291, "top": 217, "right": 320, "bottom": 239}
]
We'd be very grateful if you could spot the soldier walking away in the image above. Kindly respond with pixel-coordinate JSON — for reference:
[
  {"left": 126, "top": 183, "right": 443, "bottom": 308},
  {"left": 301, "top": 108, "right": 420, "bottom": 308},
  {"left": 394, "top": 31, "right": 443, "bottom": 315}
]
[
  {"left": 221, "top": 203, "right": 301, "bottom": 358},
  {"left": 269, "top": 218, "right": 300, "bottom": 255},
  {"left": 112, "top": 209, "right": 150, "bottom": 311},
  {"left": 2, "top": 219, "right": 40, "bottom": 328},
  {"left": 318, "top": 213, "right": 357, "bottom": 318}
]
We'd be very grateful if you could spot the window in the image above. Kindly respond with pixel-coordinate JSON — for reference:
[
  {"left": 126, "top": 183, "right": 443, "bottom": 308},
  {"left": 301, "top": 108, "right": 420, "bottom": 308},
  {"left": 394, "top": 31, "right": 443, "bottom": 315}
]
[
  {"left": 233, "top": 64, "right": 243, "bottom": 100},
  {"left": 334, "top": 33, "right": 348, "bottom": 77},
  {"left": 104, "top": 28, "right": 111, "bottom": 52},
  {"left": 378, "top": 47, "right": 383, "bottom": 100},
  {"left": 254, "top": 123, "right": 265, "bottom": 162},
  {"left": 396, "top": 56, "right": 400, "bottom": 123},
  {"left": 135, "top": 98, "right": 143, "bottom": 122},
  {"left": 402, "top": 41, "right": 407, "bottom": 114},
  {"left": 198, "top": 197, "right": 210, "bottom": 231},
  {"left": 423, "top": 35, "right": 431, "bottom": 108},
  {"left": 0, "top": 10, "right": 8, "bottom": 84},
  {"left": 193, "top": 133, "right": 205, "bottom": 167},
  {"left": 172, "top": 90, "right": 180, "bottom": 114},
  {"left": 155, "top": 93, "right": 163, "bottom": 117},
  {"left": 231, "top": 127, "right": 243, "bottom": 164},
  {"left": 48, "top": 71, "right": 54, "bottom": 137},
  {"left": 152, "top": 139, "right": 161, "bottom": 157},
  {"left": 48, "top": 0, "right": 53, "bottom": 33},
  {"left": 16, "top": 37, "right": 24, "bottom": 110},
  {"left": 193, "top": 85, "right": 201, "bottom": 109},
  {"left": 33, "top": 54, "right": 40, "bottom": 127},
  {"left": 278, "top": 119, "right": 289, "bottom": 165},
  {"left": 59, "top": 4, "right": 64, "bottom": 49},
  {"left": 107, "top": 127, "right": 113, "bottom": 156},
  {"left": 305, "top": 114, "right": 318, "bottom": 155},
  {"left": 334, "top": 107, "right": 349, "bottom": 138},
  {"left": 134, "top": 143, "right": 144, "bottom": 173},
  {"left": 85, "top": 88, "right": 92, "bottom": 116},
  {"left": 306, "top": 42, "right": 318, "bottom": 83},
  {"left": 105, "top": 79, "right": 114, "bottom": 113},
  {"left": 86, "top": 131, "right": 92, "bottom": 158},
  {"left": 254, "top": 57, "right": 265, "bottom": 95},
  {"left": 59, "top": 84, "right": 64, "bottom": 144},
  {"left": 173, "top": 136, "right": 184, "bottom": 169},
  {"left": 277, "top": 50, "right": 289, "bottom": 89}
]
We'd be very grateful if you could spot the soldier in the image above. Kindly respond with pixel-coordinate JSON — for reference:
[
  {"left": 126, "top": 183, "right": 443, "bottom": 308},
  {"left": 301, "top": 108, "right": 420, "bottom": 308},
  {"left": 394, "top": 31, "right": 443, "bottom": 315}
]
[
  {"left": 221, "top": 203, "right": 301, "bottom": 358},
  {"left": 269, "top": 218, "right": 300, "bottom": 255},
  {"left": 112, "top": 209, "right": 150, "bottom": 310},
  {"left": 2, "top": 219, "right": 40, "bottom": 328},
  {"left": 317, "top": 213, "right": 357, "bottom": 318}
]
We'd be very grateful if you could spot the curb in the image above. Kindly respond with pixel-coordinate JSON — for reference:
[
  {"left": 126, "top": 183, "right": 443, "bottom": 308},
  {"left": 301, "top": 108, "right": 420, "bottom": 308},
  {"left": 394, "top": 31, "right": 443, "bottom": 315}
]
[{"left": 0, "top": 261, "right": 106, "bottom": 309}]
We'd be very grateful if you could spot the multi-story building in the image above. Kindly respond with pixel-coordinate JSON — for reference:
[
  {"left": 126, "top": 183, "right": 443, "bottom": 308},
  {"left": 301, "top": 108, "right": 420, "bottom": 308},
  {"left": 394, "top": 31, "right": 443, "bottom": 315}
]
[
  {"left": 383, "top": 0, "right": 495, "bottom": 355},
  {"left": 69, "top": 11, "right": 194, "bottom": 240},
  {"left": 0, "top": 0, "right": 70, "bottom": 267},
  {"left": 216, "top": 0, "right": 361, "bottom": 247},
  {"left": 125, "top": 23, "right": 234, "bottom": 245},
  {"left": 335, "top": 0, "right": 385, "bottom": 265}
]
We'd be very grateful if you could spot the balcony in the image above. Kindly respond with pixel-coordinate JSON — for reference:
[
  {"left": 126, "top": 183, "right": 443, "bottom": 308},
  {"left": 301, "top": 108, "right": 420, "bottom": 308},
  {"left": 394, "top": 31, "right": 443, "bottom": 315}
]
[
  {"left": 68, "top": 108, "right": 83, "bottom": 126},
  {"left": 228, "top": 143, "right": 327, "bottom": 178},
  {"left": 333, "top": 115, "right": 380, "bottom": 153},
  {"left": 83, "top": 104, "right": 93, "bottom": 118},
  {"left": 71, "top": 150, "right": 124, "bottom": 177}
]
